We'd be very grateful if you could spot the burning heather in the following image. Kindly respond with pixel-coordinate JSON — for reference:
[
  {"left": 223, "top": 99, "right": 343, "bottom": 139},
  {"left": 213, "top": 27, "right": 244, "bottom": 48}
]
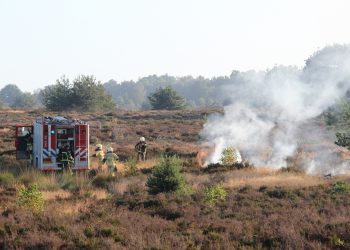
[{"left": 201, "top": 44, "right": 350, "bottom": 174}]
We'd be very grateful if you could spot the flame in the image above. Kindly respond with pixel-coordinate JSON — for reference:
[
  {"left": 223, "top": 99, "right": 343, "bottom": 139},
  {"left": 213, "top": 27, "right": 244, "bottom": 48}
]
[{"left": 196, "top": 145, "right": 214, "bottom": 167}]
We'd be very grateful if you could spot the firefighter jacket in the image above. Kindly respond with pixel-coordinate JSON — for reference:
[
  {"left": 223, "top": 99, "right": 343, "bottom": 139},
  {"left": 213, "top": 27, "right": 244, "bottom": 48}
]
[
  {"left": 95, "top": 150, "right": 105, "bottom": 162},
  {"left": 104, "top": 152, "right": 119, "bottom": 166},
  {"left": 135, "top": 141, "right": 147, "bottom": 153}
]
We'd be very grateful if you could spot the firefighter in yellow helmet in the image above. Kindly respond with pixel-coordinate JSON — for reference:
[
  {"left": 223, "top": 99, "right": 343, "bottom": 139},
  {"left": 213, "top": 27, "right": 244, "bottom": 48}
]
[
  {"left": 94, "top": 144, "right": 105, "bottom": 172},
  {"left": 103, "top": 147, "right": 119, "bottom": 176}
]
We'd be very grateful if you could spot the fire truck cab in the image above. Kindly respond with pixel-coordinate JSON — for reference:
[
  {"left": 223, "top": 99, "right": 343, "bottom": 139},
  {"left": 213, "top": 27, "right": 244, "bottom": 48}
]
[{"left": 15, "top": 116, "right": 90, "bottom": 171}]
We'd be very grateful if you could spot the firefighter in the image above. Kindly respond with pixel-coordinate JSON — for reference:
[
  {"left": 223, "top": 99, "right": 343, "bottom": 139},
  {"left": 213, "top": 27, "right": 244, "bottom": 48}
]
[
  {"left": 135, "top": 137, "right": 147, "bottom": 161},
  {"left": 26, "top": 131, "right": 33, "bottom": 163},
  {"left": 58, "top": 144, "right": 74, "bottom": 174},
  {"left": 94, "top": 144, "right": 105, "bottom": 172},
  {"left": 103, "top": 147, "right": 119, "bottom": 176},
  {"left": 20, "top": 129, "right": 33, "bottom": 165}
]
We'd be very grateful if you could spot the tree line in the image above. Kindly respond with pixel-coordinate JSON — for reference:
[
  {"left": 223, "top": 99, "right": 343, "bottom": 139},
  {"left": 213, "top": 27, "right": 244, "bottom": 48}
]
[
  {"left": 1, "top": 44, "right": 350, "bottom": 111},
  {"left": 0, "top": 73, "right": 238, "bottom": 111},
  {"left": 0, "top": 75, "right": 188, "bottom": 111}
]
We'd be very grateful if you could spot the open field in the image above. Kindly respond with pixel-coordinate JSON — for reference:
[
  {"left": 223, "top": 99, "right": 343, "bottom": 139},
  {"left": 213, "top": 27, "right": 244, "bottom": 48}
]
[{"left": 1, "top": 109, "right": 350, "bottom": 249}]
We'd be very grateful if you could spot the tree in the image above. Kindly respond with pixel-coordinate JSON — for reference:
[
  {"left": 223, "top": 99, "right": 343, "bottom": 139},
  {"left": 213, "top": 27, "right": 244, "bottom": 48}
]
[
  {"left": 71, "top": 75, "right": 115, "bottom": 111},
  {"left": 41, "top": 75, "right": 115, "bottom": 111},
  {"left": 335, "top": 133, "right": 350, "bottom": 150},
  {"left": 14, "top": 92, "right": 37, "bottom": 108},
  {"left": 146, "top": 156, "right": 186, "bottom": 194},
  {"left": 0, "top": 84, "right": 39, "bottom": 108},
  {"left": 40, "top": 76, "right": 72, "bottom": 111},
  {"left": 0, "top": 84, "right": 23, "bottom": 107},
  {"left": 148, "top": 86, "right": 186, "bottom": 110}
]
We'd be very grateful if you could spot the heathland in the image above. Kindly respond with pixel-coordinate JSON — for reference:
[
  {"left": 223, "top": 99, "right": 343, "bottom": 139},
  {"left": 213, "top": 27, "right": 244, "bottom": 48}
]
[{"left": 0, "top": 109, "right": 350, "bottom": 249}]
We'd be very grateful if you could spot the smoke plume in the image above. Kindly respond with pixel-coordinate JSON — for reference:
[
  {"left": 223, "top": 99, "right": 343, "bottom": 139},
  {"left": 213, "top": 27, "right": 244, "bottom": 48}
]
[{"left": 201, "top": 44, "right": 350, "bottom": 174}]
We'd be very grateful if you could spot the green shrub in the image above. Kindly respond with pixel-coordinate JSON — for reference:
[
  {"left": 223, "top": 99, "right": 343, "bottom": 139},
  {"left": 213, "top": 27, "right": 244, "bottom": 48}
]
[
  {"left": 124, "top": 157, "right": 138, "bottom": 177},
  {"left": 204, "top": 183, "right": 227, "bottom": 206},
  {"left": 220, "top": 146, "right": 239, "bottom": 166},
  {"left": 0, "top": 172, "right": 15, "bottom": 188},
  {"left": 17, "top": 184, "right": 44, "bottom": 212},
  {"left": 84, "top": 227, "right": 94, "bottom": 238},
  {"left": 331, "top": 181, "right": 350, "bottom": 193},
  {"left": 146, "top": 156, "right": 186, "bottom": 195},
  {"left": 99, "top": 228, "right": 113, "bottom": 237},
  {"left": 331, "top": 235, "right": 345, "bottom": 247}
]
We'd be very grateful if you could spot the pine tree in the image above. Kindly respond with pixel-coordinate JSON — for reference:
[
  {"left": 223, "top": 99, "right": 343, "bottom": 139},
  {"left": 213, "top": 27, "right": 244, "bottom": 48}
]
[{"left": 148, "top": 86, "right": 186, "bottom": 110}]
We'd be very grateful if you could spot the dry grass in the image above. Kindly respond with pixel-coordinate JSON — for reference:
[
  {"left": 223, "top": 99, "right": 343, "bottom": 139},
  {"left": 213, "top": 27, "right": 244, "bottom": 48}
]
[
  {"left": 224, "top": 172, "right": 325, "bottom": 188},
  {"left": 90, "top": 189, "right": 108, "bottom": 199},
  {"left": 109, "top": 175, "right": 147, "bottom": 195},
  {"left": 136, "top": 159, "right": 158, "bottom": 170},
  {"left": 186, "top": 167, "right": 326, "bottom": 191},
  {"left": 42, "top": 190, "right": 70, "bottom": 200},
  {"left": 45, "top": 199, "right": 88, "bottom": 215}
]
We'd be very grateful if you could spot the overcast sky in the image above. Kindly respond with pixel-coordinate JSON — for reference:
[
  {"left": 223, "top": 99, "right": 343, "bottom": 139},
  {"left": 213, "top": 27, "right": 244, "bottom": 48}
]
[{"left": 0, "top": 0, "right": 349, "bottom": 92}]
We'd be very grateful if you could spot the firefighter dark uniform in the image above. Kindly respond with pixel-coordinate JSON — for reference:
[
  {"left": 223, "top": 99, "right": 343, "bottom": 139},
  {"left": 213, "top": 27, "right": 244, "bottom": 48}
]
[
  {"left": 58, "top": 145, "right": 74, "bottom": 174},
  {"left": 135, "top": 137, "right": 147, "bottom": 161}
]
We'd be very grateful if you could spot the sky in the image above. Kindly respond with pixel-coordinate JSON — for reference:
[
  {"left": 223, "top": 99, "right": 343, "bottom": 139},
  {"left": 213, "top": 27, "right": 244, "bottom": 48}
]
[{"left": 0, "top": 0, "right": 350, "bottom": 92}]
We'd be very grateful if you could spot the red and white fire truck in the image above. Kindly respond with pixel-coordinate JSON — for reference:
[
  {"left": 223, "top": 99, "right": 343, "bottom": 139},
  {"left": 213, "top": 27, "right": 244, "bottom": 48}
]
[{"left": 15, "top": 116, "right": 90, "bottom": 171}]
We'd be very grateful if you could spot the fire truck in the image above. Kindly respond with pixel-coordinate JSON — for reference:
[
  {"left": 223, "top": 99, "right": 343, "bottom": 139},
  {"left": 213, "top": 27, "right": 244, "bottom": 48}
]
[{"left": 15, "top": 116, "right": 90, "bottom": 171}]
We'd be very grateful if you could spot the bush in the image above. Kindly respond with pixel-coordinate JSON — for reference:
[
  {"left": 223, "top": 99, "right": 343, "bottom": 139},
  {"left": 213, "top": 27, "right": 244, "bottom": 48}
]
[
  {"left": 83, "top": 227, "right": 94, "bottom": 238},
  {"left": 146, "top": 156, "right": 186, "bottom": 195},
  {"left": 0, "top": 172, "right": 15, "bottom": 188},
  {"left": 124, "top": 157, "right": 138, "bottom": 177},
  {"left": 220, "top": 146, "right": 240, "bottom": 166},
  {"left": 99, "top": 228, "right": 113, "bottom": 237},
  {"left": 204, "top": 183, "right": 227, "bottom": 206},
  {"left": 17, "top": 184, "right": 44, "bottom": 212},
  {"left": 266, "top": 187, "right": 288, "bottom": 199},
  {"left": 331, "top": 181, "right": 350, "bottom": 193}
]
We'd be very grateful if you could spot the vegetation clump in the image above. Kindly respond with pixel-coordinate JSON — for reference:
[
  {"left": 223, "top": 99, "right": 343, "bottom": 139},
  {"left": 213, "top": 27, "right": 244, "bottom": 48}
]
[
  {"left": 0, "top": 172, "right": 15, "bottom": 188},
  {"left": 124, "top": 157, "right": 139, "bottom": 177},
  {"left": 335, "top": 132, "right": 350, "bottom": 150},
  {"left": 204, "top": 183, "right": 227, "bottom": 206},
  {"left": 17, "top": 184, "right": 44, "bottom": 212},
  {"left": 220, "top": 146, "right": 240, "bottom": 166},
  {"left": 146, "top": 155, "right": 186, "bottom": 194},
  {"left": 331, "top": 181, "right": 350, "bottom": 193}
]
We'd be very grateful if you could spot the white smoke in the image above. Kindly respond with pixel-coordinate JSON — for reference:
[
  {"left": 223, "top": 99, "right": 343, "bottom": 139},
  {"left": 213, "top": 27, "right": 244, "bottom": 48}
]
[{"left": 201, "top": 44, "right": 350, "bottom": 174}]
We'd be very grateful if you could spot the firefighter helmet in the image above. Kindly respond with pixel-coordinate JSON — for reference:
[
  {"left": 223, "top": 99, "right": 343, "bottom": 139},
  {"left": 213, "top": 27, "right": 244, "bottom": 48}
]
[
  {"left": 107, "top": 147, "right": 113, "bottom": 153},
  {"left": 140, "top": 137, "right": 145, "bottom": 142},
  {"left": 21, "top": 129, "right": 29, "bottom": 137},
  {"left": 96, "top": 144, "right": 103, "bottom": 150}
]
